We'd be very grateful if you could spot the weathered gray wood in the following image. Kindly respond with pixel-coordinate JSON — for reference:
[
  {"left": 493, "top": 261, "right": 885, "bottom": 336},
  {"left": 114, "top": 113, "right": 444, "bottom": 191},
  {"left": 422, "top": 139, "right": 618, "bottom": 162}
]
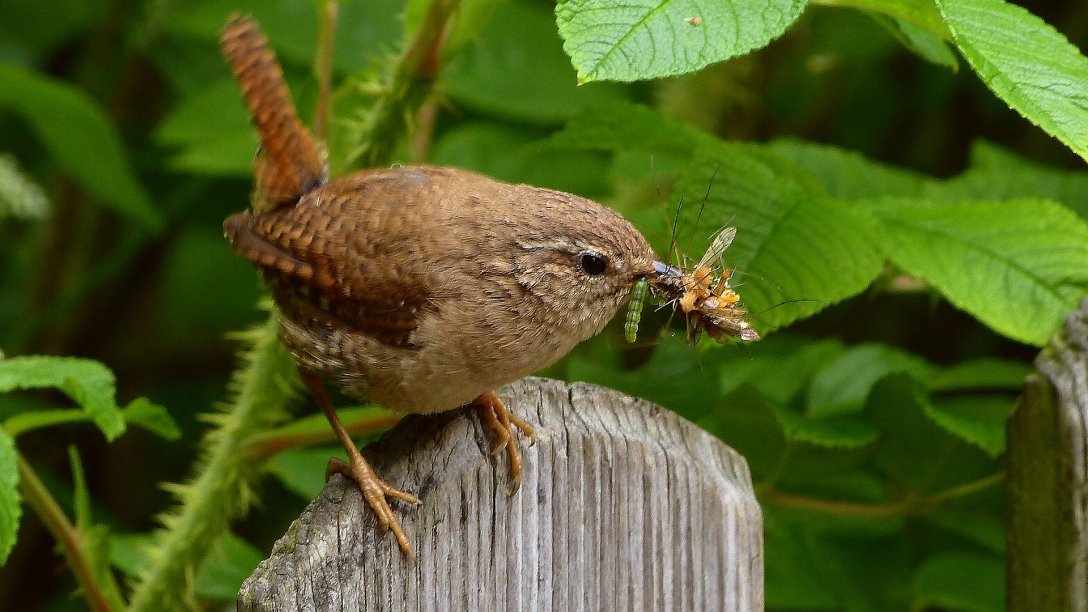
[
  {"left": 1009, "top": 299, "right": 1088, "bottom": 611},
  {"left": 239, "top": 377, "right": 762, "bottom": 611}
]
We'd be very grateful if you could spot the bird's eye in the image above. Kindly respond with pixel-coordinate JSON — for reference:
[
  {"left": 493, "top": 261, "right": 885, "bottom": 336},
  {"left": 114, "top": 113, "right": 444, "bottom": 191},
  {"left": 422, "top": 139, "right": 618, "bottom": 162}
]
[{"left": 578, "top": 252, "right": 608, "bottom": 276}]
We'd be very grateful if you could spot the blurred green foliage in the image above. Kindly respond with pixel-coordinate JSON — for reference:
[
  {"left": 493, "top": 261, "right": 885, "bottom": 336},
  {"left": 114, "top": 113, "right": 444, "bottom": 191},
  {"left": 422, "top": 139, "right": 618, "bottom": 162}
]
[{"left": 1, "top": 0, "right": 1087, "bottom": 609}]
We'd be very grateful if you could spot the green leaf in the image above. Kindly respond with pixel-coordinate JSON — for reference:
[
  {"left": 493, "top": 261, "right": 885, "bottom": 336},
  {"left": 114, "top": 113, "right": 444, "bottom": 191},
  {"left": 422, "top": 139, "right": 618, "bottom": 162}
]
[
  {"left": 0, "top": 356, "right": 126, "bottom": 441},
  {"left": 942, "top": 141, "right": 1088, "bottom": 220},
  {"left": 545, "top": 100, "right": 718, "bottom": 156},
  {"left": 673, "top": 145, "right": 886, "bottom": 333},
  {"left": 868, "top": 198, "right": 1088, "bottom": 346},
  {"left": 430, "top": 122, "right": 611, "bottom": 197},
  {"left": 720, "top": 337, "right": 845, "bottom": 405},
  {"left": 265, "top": 446, "right": 337, "bottom": 499},
  {"left": 824, "top": 0, "right": 949, "bottom": 38},
  {"left": 555, "top": 0, "right": 808, "bottom": 83},
  {"left": 2, "top": 397, "right": 173, "bottom": 440},
  {"left": 0, "top": 63, "right": 161, "bottom": 230},
  {"left": 0, "top": 0, "right": 103, "bottom": 57},
  {"left": 443, "top": 1, "right": 627, "bottom": 124},
  {"left": 923, "top": 395, "right": 1012, "bottom": 457},
  {"left": 0, "top": 429, "right": 19, "bottom": 566},
  {"left": 695, "top": 385, "right": 790, "bottom": 479},
  {"left": 763, "top": 516, "right": 843, "bottom": 609},
  {"left": 0, "top": 155, "right": 48, "bottom": 220},
  {"left": 121, "top": 398, "right": 180, "bottom": 441},
  {"left": 3, "top": 409, "right": 87, "bottom": 438},
  {"left": 765, "top": 138, "right": 930, "bottom": 200},
  {"left": 807, "top": 344, "right": 934, "bottom": 418},
  {"left": 772, "top": 405, "right": 880, "bottom": 449},
  {"left": 927, "top": 358, "right": 1030, "bottom": 393},
  {"left": 566, "top": 336, "right": 725, "bottom": 419},
  {"left": 155, "top": 80, "right": 255, "bottom": 176},
  {"left": 191, "top": 532, "right": 264, "bottom": 601},
  {"left": 59, "top": 378, "right": 125, "bottom": 441},
  {"left": 912, "top": 551, "right": 1004, "bottom": 612},
  {"left": 868, "top": 374, "right": 996, "bottom": 490},
  {"left": 110, "top": 531, "right": 264, "bottom": 601},
  {"left": 925, "top": 509, "right": 1005, "bottom": 553},
  {"left": 871, "top": 14, "right": 958, "bottom": 70},
  {"left": 765, "top": 515, "right": 911, "bottom": 609},
  {"left": 935, "top": 0, "right": 1088, "bottom": 162},
  {"left": 767, "top": 139, "right": 1088, "bottom": 218},
  {"left": 108, "top": 532, "right": 153, "bottom": 580}
]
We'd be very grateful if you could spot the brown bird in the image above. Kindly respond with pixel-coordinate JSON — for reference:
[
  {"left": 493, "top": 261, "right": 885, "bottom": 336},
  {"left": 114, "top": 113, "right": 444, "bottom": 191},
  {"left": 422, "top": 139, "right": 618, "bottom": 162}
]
[{"left": 220, "top": 16, "right": 658, "bottom": 555}]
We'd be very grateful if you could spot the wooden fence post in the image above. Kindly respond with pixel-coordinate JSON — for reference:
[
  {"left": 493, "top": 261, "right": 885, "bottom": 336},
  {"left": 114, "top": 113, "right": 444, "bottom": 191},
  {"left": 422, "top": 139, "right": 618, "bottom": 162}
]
[
  {"left": 1008, "top": 299, "right": 1088, "bottom": 611},
  {"left": 238, "top": 377, "right": 763, "bottom": 610}
]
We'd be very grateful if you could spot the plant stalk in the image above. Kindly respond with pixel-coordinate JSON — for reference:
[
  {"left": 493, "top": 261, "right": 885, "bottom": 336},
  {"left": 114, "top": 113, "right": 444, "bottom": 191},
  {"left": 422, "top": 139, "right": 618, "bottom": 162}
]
[
  {"left": 18, "top": 456, "right": 121, "bottom": 612},
  {"left": 349, "top": 0, "right": 459, "bottom": 168},
  {"left": 126, "top": 315, "right": 297, "bottom": 611},
  {"left": 761, "top": 471, "right": 1005, "bottom": 518}
]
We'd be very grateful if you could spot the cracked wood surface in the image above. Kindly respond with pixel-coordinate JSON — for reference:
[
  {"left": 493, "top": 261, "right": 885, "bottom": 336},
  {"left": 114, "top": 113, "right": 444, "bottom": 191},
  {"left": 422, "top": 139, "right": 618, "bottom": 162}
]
[{"left": 238, "top": 377, "right": 762, "bottom": 611}]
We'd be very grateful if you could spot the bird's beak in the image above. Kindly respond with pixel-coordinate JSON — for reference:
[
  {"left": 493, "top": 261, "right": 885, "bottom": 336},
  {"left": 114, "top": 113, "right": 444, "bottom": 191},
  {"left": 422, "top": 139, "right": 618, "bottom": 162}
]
[{"left": 652, "top": 260, "right": 683, "bottom": 277}]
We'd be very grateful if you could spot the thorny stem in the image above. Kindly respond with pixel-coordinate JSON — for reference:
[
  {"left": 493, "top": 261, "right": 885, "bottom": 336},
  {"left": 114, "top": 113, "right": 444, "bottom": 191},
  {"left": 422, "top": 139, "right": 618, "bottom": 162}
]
[
  {"left": 349, "top": 0, "right": 459, "bottom": 168},
  {"left": 409, "top": 97, "right": 440, "bottom": 162},
  {"left": 313, "top": 1, "right": 339, "bottom": 142},
  {"left": 760, "top": 472, "right": 1005, "bottom": 518},
  {"left": 17, "top": 456, "right": 121, "bottom": 612},
  {"left": 127, "top": 315, "right": 298, "bottom": 611}
]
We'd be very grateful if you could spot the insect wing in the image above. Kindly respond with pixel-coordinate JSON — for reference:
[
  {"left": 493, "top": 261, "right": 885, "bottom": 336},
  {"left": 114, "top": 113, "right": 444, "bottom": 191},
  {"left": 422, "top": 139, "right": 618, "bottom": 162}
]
[{"left": 697, "top": 227, "right": 737, "bottom": 270}]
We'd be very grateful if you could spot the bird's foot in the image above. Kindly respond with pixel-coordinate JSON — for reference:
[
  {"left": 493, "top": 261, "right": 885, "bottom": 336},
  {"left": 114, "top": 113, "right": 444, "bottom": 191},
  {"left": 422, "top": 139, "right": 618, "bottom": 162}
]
[
  {"left": 473, "top": 390, "right": 536, "bottom": 495},
  {"left": 302, "top": 369, "right": 421, "bottom": 557},
  {"left": 327, "top": 451, "right": 421, "bottom": 557}
]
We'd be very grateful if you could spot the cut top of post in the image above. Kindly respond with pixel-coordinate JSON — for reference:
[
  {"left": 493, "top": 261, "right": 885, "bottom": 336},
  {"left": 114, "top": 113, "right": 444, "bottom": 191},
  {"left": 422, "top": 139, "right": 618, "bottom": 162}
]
[{"left": 239, "top": 377, "right": 763, "bottom": 611}]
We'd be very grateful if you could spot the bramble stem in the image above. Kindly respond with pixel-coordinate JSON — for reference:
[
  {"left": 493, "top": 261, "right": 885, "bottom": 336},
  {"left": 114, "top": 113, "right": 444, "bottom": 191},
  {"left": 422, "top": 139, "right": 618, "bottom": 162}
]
[
  {"left": 127, "top": 315, "right": 297, "bottom": 611},
  {"left": 348, "top": 0, "right": 460, "bottom": 168},
  {"left": 313, "top": 1, "right": 338, "bottom": 141}
]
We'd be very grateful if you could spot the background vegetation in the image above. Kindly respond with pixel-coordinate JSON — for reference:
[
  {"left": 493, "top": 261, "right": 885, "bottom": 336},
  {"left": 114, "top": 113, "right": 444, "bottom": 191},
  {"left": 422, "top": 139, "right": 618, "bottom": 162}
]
[{"left": 1, "top": 0, "right": 1087, "bottom": 609}]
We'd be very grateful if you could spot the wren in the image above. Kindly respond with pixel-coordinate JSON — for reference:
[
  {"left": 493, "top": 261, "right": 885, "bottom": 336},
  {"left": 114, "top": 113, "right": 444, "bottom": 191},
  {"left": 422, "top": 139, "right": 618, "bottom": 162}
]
[{"left": 220, "top": 16, "right": 660, "bottom": 555}]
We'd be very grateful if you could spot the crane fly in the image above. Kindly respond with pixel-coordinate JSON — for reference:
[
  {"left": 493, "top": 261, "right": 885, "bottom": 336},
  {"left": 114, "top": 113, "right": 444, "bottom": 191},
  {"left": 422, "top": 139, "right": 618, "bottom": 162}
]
[{"left": 648, "top": 226, "right": 759, "bottom": 343}]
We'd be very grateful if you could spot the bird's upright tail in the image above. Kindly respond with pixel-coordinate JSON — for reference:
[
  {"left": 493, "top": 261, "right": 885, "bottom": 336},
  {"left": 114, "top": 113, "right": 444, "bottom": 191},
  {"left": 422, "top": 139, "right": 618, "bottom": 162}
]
[{"left": 220, "top": 15, "right": 326, "bottom": 212}]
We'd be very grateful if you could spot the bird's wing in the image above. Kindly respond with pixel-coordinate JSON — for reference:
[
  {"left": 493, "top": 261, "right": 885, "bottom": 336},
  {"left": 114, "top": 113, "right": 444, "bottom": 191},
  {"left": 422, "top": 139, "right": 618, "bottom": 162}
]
[{"left": 224, "top": 206, "right": 431, "bottom": 348}]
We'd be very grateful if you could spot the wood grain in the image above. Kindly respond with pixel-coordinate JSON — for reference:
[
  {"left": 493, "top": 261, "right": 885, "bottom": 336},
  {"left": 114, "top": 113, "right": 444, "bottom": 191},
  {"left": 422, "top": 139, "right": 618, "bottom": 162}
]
[
  {"left": 239, "top": 377, "right": 763, "bottom": 611},
  {"left": 1008, "top": 299, "right": 1088, "bottom": 611}
]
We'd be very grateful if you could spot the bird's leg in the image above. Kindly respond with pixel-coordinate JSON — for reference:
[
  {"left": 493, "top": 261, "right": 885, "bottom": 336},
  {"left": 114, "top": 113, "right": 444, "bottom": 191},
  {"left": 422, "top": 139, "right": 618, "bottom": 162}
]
[
  {"left": 472, "top": 390, "right": 536, "bottom": 495},
  {"left": 300, "top": 370, "right": 420, "bottom": 556}
]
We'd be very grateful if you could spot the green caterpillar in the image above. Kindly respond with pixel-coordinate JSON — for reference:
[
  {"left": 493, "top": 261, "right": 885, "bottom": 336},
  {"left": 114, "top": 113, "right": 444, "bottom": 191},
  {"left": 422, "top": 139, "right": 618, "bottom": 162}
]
[{"left": 625, "top": 278, "right": 649, "bottom": 343}]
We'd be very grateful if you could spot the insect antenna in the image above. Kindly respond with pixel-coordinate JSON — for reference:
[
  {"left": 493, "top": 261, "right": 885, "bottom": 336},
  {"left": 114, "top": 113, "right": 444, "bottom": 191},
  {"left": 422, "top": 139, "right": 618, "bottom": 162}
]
[
  {"left": 682, "top": 163, "right": 720, "bottom": 259},
  {"left": 666, "top": 195, "right": 687, "bottom": 266},
  {"left": 751, "top": 298, "right": 824, "bottom": 319}
]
